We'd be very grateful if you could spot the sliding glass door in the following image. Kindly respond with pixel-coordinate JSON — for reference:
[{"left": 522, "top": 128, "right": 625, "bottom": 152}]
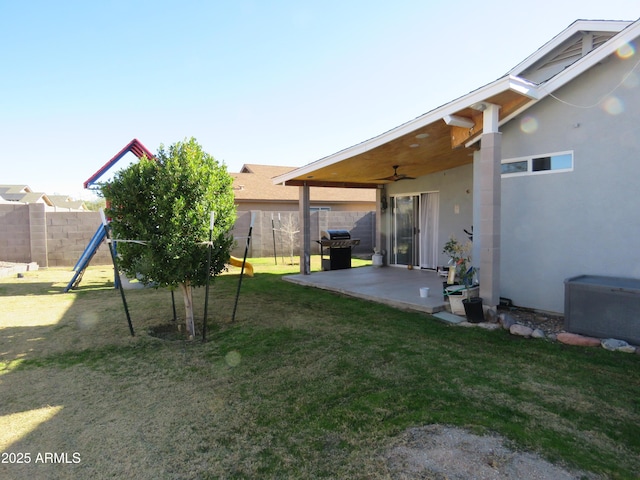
[
  {"left": 391, "top": 192, "right": 439, "bottom": 268},
  {"left": 391, "top": 195, "right": 418, "bottom": 266}
]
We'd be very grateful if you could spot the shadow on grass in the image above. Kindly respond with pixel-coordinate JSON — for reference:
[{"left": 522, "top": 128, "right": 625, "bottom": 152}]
[{"left": 1, "top": 266, "right": 639, "bottom": 479}]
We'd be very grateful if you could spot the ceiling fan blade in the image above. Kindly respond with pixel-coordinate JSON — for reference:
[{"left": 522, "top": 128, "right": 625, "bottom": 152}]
[{"left": 375, "top": 165, "right": 415, "bottom": 182}]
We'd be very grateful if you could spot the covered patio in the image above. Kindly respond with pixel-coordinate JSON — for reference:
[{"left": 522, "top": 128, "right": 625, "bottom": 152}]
[
  {"left": 274, "top": 76, "right": 540, "bottom": 312},
  {"left": 283, "top": 266, "right": 451, "bottom": 314}
]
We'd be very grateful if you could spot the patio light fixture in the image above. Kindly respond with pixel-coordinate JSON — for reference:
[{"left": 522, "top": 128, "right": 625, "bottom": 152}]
[{"left": 443, "top": 114, "right": 475, "bottom": 128}]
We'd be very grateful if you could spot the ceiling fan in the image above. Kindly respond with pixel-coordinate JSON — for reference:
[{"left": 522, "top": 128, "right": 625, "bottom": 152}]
[{"left": 378, "top": 165, "right": 416, "bottom": 182}]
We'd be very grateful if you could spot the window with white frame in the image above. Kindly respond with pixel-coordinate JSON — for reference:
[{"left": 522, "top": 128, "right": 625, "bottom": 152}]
[
  {"left": 310, "top": 206, "right": 331, "bottom": 212},
  {"left": 501, "top": 151, "right": 573, "bottom": 176}
]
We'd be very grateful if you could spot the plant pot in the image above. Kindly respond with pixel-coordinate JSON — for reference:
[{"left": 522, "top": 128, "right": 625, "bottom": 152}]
[
  {"left": 462, "top": 297, "right": 484, "bottom": 323},
  {"left": 446, "top": 286, "right": 479, "bottom": 315},
  {"left": 372, "top": 253, "right": 383, "bottom": 267}
]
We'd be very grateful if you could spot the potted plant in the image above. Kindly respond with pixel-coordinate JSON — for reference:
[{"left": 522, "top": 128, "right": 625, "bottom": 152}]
[{"left": 442, "top": 235, "right": 481, "bottom": 318}]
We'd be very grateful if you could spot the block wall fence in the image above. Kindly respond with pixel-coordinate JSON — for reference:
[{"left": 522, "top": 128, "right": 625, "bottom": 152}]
[{"left": 0, "top": 204, "right": 375, "bottom": 268}]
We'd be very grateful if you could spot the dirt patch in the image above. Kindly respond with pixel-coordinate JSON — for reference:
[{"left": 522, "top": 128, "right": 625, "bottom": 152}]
[
  {"left": 385, "top": 424, "right": 602, "bottom": 480},
  {"left": 147, "top": 322, "right": 192, "bottom": 341}
]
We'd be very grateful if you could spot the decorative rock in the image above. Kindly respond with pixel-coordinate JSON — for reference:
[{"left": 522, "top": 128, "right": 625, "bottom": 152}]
[
  {"left": 458, "top": 321, "right": 477, "bottom": 328},
  {"left": 477, "top": 322, "right": 501, "bottom": 331},
  {"left": 498, "top": 313, "right": 516, "bottom": 330},
  {"left": 601, "top": 338, "right": 629, "bottom": 351},
  {"left": 557, "top": 332, "right": 601, "bottom": 347},
  {"left": 484, "top": 308, "right": 498, "bottom": 324},
  {"left": 601, "top": 338, "right": 637, "bottom": 353},
  {"left": 531, "top": 328, "right": 545, "bottom": 339},
  {"left": 510, "top": 324, "right": 534, "bottom": 338}
]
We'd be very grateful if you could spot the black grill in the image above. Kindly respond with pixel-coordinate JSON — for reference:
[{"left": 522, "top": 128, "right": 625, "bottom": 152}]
[{"left": 318, "top": 230, "right": 360, "bottom": 270}]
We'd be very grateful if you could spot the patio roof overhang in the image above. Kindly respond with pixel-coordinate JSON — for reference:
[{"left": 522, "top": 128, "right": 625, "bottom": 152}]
[{"left": 273, "top": 75, "right": 539, "bottom": 188}]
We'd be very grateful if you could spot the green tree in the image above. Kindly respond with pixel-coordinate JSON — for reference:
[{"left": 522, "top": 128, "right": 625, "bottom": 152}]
[
  {"left": 102, "top": 138, "right": 236, "bottom": 339},
  {"left": 83, "top": 197, "right": 107, "bottom": 212}
]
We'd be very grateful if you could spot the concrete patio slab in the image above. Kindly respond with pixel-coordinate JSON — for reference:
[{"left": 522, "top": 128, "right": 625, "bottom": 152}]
[{"left": 283, "top": 266, "right": 448, "bottom": 314}]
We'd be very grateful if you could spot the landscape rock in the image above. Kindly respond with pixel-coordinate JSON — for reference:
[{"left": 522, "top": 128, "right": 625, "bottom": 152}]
[
  {"left": 600, "top": 339, "right": 637, "bottom": 353},
  {"left": 477, "top": 322, "right": 501, "bottom": 331},
  {"left": 556, "top": 332, "right": 601, "bottom": 347},
  {"left": 458, "top": 321, "right": 477, "bottom": 328},
  {"left": 531, "top": 328, "right": 545, "bottom": 339},
  {"left": 499, "top": 313, "right": 517, "bottom": 330},
  {"left": 484, "top": 308, "right": 498, "bottom": 324},
  {"left": 601, "top": 338, "right": 629, "bottom": 351},
  {"left": 510, "top": 324, "right": 534, "bottom": 338}
]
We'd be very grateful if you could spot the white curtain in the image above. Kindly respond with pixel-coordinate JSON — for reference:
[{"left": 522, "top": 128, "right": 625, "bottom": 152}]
[{"left": 420, "top": 192, "right": 439, "bottom": 269}]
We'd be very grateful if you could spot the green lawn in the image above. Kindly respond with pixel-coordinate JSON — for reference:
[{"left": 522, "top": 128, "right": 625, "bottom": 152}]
[{"left": 0, "top": 260, "right": 639, "bottom": 479}]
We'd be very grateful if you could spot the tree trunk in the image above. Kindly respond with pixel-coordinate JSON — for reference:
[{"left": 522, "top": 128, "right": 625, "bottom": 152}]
[{"left": 179, "top": 281, "right": 196, "bottom": 340}]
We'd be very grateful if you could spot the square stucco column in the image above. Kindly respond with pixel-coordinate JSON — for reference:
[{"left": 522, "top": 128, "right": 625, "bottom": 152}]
[
  {"left": 299, "top": 184, "right": 311, "bottom": 275},
  {"left": 477, "top": 131, "right": 501, "bottom": 307}
]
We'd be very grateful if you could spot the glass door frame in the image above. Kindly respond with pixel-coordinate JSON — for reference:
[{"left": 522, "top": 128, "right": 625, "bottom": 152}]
[{"left": 390, "top": 195, "right": 420, "bottom": 266}]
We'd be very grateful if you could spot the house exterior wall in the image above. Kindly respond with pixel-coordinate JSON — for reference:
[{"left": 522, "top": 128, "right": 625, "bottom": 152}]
[
  {"left": 382, "top": 164, "right": 474, "bottom": 267},
  {"left": 499, "top": 51, "right": 640, "bottom": 313}
]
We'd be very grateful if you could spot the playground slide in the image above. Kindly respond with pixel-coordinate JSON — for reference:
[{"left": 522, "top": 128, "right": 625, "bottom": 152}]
[{"left": 229, "top": 256, "right": 254, "bottom": 277}]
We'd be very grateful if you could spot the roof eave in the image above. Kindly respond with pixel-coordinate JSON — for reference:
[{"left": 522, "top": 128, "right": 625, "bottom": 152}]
[
  {"left": 272, "top": 75, "right": 539, "bottom": 186},
  {"left": 538, "top": 18, "right": 640, "bottom": 98},
  {"left": 507, "top": 19, "right": 634, "bottom": 76}
]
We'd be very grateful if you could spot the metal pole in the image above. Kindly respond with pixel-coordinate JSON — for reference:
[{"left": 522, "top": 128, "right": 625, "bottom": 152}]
[
  {"left": 171, "top": 290, "right": 177, "bottom": 321},
  {"left": 278, "top": 213, "right": 285, "bottom": 264},
  {"left": 100, "top": 210, "right": 134, "bottom": 337},
  {"left": 202, "top": 212, "right": 214, "bottom": 342},
  {"left": 271, "top": 214, "right": 277, "bottom": 265},
  {"left": 232, "top": 212, "right": 255, "bottom": 322}
]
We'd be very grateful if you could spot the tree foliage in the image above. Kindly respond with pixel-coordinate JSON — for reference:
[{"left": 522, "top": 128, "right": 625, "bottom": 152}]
[{"left": 102, "top": 137, "right": 236, "bottom": 292}]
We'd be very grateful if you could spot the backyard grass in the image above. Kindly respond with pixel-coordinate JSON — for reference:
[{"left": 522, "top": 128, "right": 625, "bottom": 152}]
[{"left": 0, "top": 259, "right": 639, "bottom": 479}]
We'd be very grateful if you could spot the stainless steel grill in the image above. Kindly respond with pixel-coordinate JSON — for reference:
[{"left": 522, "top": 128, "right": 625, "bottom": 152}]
[{"left": 318, "top": 230, "right": 360, "bottom": 270}]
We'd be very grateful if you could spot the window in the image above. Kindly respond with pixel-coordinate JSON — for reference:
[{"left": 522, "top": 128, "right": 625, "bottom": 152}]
[
  {"left": 502, "top": 151, "right": 573, "bottom": 176},
  {"left": 310, "top": 206, "right": 331, "bottom": 212}
]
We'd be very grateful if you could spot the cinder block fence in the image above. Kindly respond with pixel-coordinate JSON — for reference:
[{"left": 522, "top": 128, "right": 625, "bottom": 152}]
[{"left": 0, "top": 204, "right": 375, "bottom": 268}]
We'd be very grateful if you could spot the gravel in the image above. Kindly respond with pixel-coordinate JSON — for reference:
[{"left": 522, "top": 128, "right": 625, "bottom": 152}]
[{"left": 497, "top": 306, "right": 565, "bottom": 336}]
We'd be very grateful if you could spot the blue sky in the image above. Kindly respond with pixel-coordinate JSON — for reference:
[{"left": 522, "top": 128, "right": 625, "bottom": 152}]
[{"left": 1, "top": 1, "right": 638, "bottom": 199}]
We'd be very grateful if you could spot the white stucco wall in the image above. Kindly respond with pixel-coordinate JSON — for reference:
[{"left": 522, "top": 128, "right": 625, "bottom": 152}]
[
  {"left": 382, "top": 164, "right": 474, "bottom": 267},
  {"left": 499, "top": 49, "right": 640, "bottom": 313}
]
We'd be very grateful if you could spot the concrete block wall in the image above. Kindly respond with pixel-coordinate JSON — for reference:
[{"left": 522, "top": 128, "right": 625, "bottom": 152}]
[
  {"left": 0, "top": 206, "right": 374, "bottom": 268},
  {"left": 29, "top": 203, "right": 48, "bottom": 267},
  {"left": 230, "top": 210, "right": 375, "bottom": 258},
  {"left": 0, "top": 205, "right": 32, "bottom": 263},
  {"left": 0, "top": 206, "right": 112, "bottom": 268},
  {"left": 46, "top": 212, "right": 112, "bottom": 267}
]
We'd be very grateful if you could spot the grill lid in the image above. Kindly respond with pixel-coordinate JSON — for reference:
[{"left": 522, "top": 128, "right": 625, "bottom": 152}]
[{"left": 322, "top": 229, "right": 351, "bottom": 240}]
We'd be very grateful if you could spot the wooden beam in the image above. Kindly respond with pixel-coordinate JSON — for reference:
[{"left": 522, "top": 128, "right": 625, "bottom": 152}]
[
  {"left": 450, "top": 114, "right": 483, "bottom": 149},
  {"left": 284, "top": 180, "right": 380, "bottom": 188}
]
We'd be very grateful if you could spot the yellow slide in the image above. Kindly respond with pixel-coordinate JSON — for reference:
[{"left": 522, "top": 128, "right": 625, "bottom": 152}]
[{"left": 228, "top": 256, "right": 254, "bottom": 277}]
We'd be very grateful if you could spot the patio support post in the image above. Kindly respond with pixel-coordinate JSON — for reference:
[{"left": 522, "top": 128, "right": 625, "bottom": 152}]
[
  {"left": 375, "top": 186, "right": 384, "bottom": 261},
  {"left": 478, "top": 103, "right": 501, "bottom": 308},
  {"left": 299, "top": 183, "right": 311, "bottom": 275}
]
